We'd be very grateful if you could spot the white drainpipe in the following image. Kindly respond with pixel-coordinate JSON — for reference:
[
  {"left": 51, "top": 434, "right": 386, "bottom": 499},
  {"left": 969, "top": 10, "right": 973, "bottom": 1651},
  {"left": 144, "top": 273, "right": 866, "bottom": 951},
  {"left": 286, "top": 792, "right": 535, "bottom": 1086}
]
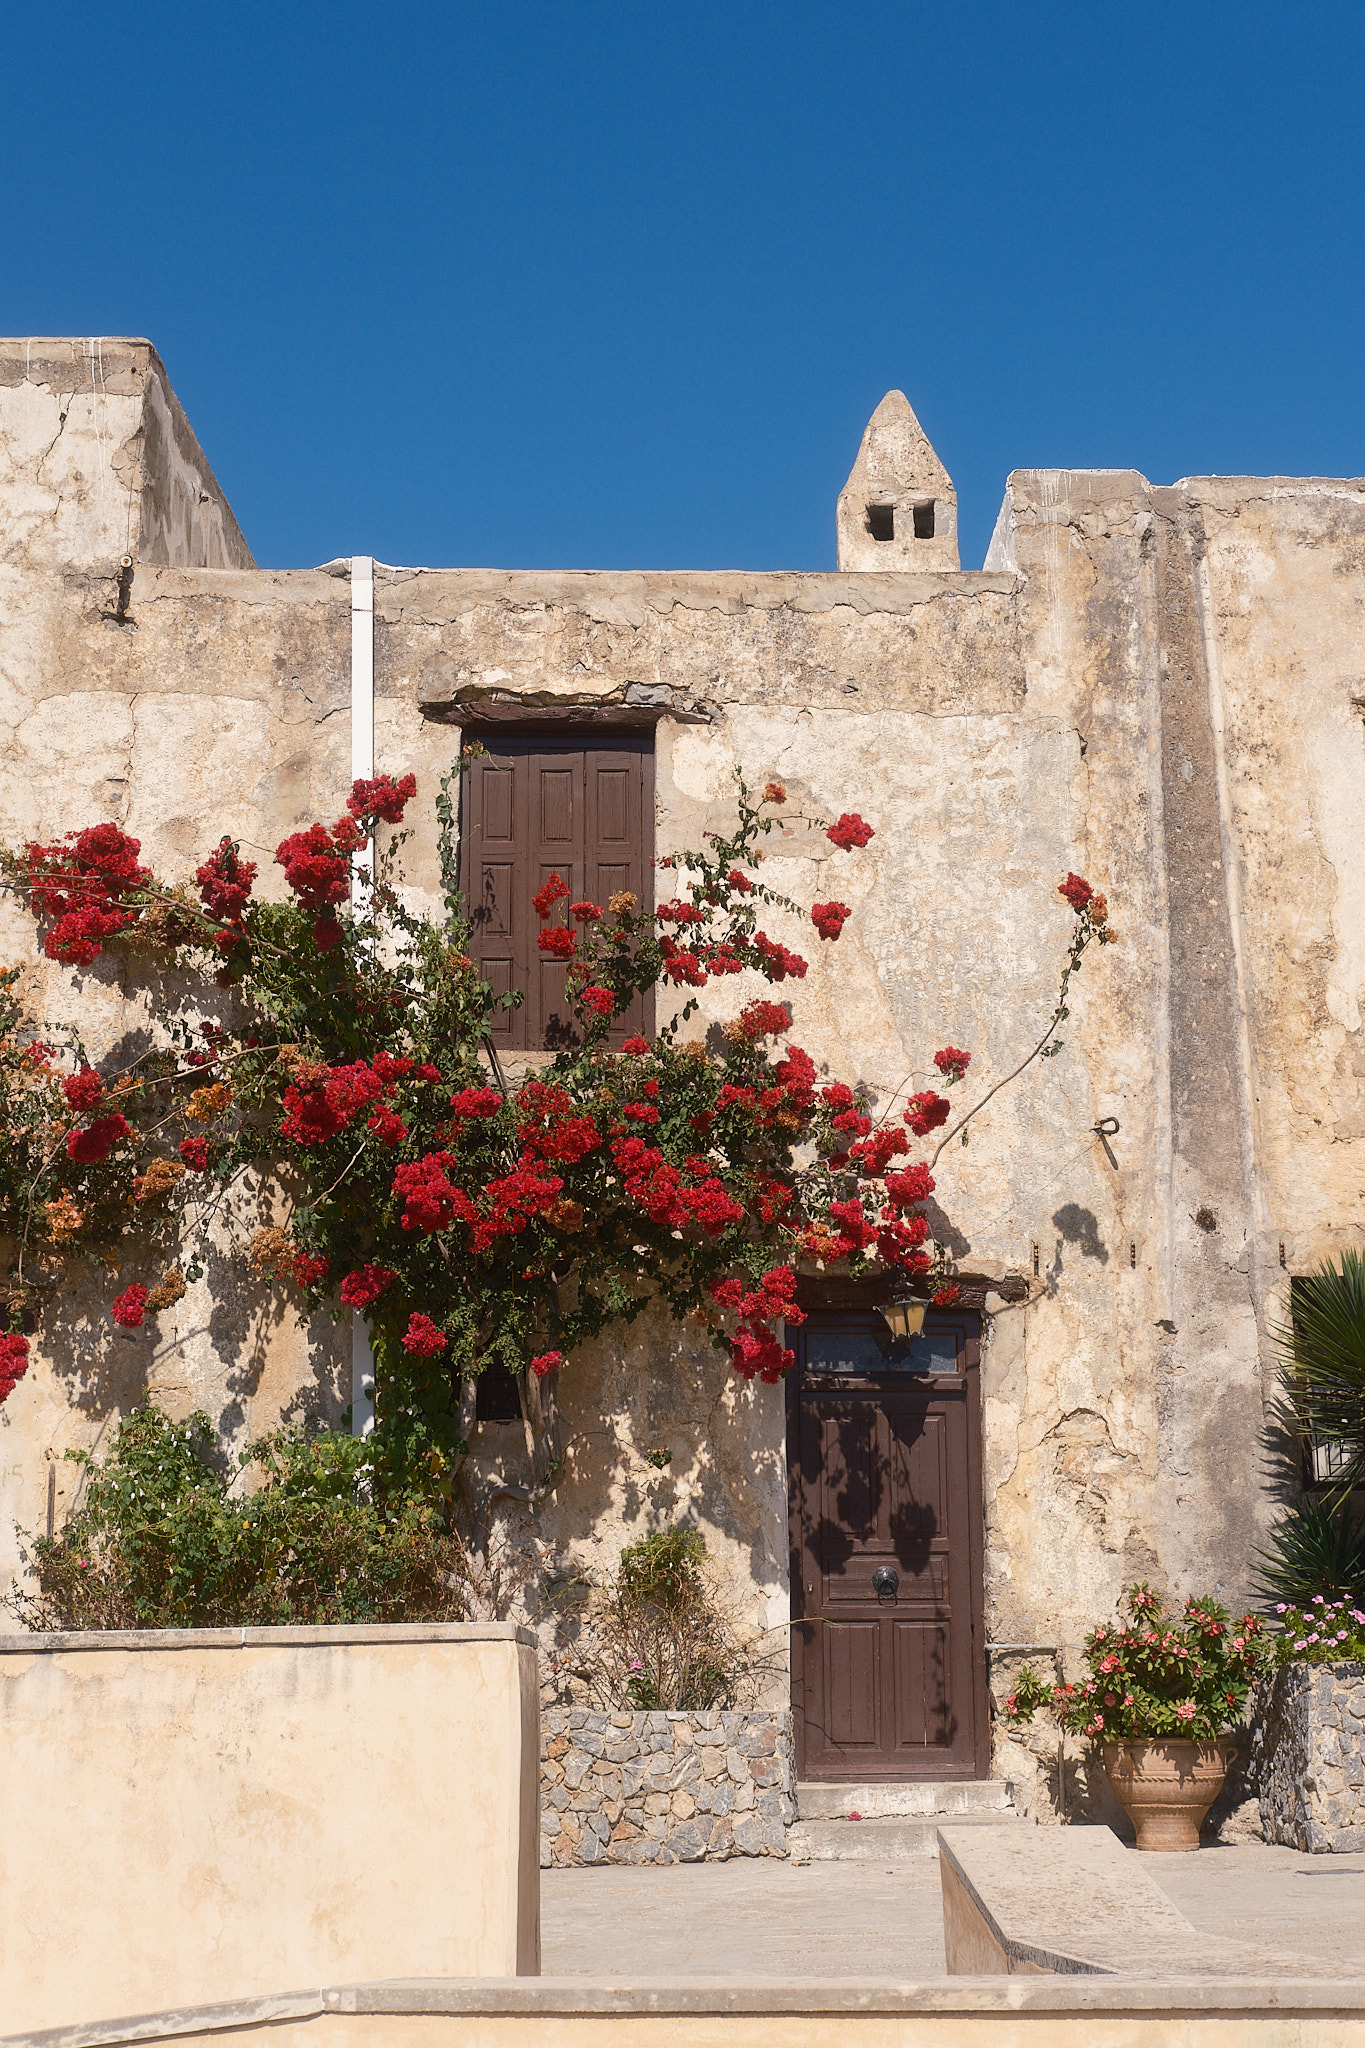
[{"left": 350, "top": 555, "right": 376, "bottom": 1438}]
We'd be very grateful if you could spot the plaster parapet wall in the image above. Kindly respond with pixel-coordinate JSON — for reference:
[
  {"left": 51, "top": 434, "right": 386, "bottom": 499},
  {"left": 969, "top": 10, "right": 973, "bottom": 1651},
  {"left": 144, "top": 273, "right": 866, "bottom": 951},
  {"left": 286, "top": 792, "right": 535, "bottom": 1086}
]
[
  {"left": 1255, "top": 1663, "right": 1365, "bottom": 1852},
  {"left": 0, "top": 338, "right": 253, "bottom": 571},
  {"left": 379, "top": 564, "right": 1025, "bottom": 720},
  {"left": 0, "top": 1624, "right": 542, "bottom": 2035},
  {"left": 540, "top": 1707, "right": 795, "bottom": 1865}
]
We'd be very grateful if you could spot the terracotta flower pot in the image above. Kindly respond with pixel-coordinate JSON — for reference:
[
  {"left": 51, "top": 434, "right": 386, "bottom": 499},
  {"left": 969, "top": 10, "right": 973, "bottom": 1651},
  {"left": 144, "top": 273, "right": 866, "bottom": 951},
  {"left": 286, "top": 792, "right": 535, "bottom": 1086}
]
[{"left": 1102, "top": 1738, "right": 1235, "bottom": 1851}]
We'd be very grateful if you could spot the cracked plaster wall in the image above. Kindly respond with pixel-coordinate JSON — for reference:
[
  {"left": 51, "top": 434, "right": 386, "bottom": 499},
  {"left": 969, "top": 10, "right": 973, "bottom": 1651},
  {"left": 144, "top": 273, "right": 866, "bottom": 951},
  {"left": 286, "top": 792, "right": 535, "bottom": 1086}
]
[{"left": 3, "top": 364, "right": 1364, "bottom": 1787}]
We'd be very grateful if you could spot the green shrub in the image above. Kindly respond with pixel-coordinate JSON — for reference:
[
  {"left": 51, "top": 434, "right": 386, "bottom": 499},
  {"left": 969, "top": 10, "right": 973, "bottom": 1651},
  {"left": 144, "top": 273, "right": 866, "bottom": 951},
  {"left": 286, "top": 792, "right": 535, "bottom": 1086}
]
[
  {"left": 10, "top": 1404, "right": 467, "bottom": 1630},
  {"left": 567, "top": 1522, "right": 737, "bottom": 1712},
  {"left": 615, "top": 1524, "right": 709, "bottom": 1610}
]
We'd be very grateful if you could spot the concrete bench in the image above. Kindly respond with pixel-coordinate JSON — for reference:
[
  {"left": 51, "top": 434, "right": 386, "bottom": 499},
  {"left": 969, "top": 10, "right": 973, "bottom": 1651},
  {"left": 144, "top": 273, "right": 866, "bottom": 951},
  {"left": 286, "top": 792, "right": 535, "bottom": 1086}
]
[{"left": 938, "top": 1823, "right": 1361, "bottom": 1978}]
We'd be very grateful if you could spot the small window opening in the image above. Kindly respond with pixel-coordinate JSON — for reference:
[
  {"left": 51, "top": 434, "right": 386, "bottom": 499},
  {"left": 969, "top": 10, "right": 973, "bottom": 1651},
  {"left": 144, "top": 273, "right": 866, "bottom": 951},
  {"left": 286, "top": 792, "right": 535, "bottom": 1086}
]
[
  {"left": 866, "top": 504, "right": 895, "bottom": 543},
  {"left": 913, "top": 502, "right": 936, "bottom": 540},
  {"left": 474, "top": 1367, "right": 523, "bottom": 1423}
]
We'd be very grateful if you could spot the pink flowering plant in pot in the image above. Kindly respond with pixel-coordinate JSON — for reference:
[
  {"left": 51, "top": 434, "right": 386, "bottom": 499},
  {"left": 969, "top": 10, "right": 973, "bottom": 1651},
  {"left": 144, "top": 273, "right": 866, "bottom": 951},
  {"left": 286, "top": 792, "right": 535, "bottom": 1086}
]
[
  {"left": 1004, "top": 1584, "right": 1270, "bottom": 1850},
  {"left": 0, "top": 766, "right": 1114, "bottom": 1553}
]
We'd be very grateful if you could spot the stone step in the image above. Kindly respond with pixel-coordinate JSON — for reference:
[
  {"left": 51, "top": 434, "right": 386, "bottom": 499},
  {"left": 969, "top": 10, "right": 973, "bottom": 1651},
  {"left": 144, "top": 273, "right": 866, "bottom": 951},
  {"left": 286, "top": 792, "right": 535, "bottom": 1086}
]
[
  {"left": 795, "top": 1779, "right": 1015, "bottom": 1821},
  {"left": 788, "top": 1809, "right": 1027, "bottom": 1864}
]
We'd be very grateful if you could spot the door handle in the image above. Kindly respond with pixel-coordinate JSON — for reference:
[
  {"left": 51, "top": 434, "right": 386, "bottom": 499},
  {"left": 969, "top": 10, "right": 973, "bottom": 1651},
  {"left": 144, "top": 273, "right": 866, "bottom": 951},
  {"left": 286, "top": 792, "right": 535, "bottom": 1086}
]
[{"left": 872, "top": 1565, "right": 900, "bottom": 1600}]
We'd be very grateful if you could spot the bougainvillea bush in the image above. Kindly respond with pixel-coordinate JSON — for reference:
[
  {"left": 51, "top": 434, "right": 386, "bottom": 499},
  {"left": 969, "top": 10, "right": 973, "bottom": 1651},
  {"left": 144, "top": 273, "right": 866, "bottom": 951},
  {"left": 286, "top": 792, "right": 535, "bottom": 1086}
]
[
  {"left": 1003, "top": 1584, "right": 1270, "bottom": 1742},
  {"left": 0, "top": 768, "right": 1112, "bottom": 1498}
]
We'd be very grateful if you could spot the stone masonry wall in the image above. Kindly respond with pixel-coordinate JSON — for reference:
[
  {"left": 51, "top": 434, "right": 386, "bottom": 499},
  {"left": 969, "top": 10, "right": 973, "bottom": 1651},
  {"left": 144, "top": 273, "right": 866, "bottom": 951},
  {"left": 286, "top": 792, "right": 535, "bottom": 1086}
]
[
  {"left": 540, "top": 1709, "right": 795, "bottom": 1865},
  {"left": 1255, "top": 1663, "right": 1365, "bottom": 1851}
]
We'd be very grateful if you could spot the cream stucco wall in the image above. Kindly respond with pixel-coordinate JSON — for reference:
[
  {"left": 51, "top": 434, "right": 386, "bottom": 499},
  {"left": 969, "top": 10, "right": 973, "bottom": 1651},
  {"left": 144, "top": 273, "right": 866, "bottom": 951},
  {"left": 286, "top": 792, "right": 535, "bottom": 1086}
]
[{"left": 0, "top": 1625, "right": 541, "bottom": 2035}]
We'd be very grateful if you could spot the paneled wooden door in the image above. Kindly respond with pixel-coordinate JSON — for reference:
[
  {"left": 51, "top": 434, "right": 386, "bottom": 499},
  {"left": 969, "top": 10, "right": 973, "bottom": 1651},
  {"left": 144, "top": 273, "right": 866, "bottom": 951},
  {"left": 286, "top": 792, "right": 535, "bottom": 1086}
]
[
  {"left": 789, "top": 1310, "right": 988, "bottom": 1780},
  {"left": 462, "top": 734, "right": 654, "bottom": 1051}
]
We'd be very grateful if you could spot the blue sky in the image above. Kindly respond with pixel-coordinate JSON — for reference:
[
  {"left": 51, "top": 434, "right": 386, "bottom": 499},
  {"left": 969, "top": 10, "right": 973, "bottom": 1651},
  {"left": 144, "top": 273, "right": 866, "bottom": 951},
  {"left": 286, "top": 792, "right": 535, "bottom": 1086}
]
[{"left": 5, "top": 3, "right": 1363, "bottom": 572}]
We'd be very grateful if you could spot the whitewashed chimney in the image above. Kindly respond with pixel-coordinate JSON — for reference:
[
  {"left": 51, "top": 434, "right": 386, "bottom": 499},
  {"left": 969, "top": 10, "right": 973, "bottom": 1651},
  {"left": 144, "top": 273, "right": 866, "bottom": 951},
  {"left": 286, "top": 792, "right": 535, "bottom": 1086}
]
[{"left": 836, "top": 390, "right": 959, "bottom": 571}]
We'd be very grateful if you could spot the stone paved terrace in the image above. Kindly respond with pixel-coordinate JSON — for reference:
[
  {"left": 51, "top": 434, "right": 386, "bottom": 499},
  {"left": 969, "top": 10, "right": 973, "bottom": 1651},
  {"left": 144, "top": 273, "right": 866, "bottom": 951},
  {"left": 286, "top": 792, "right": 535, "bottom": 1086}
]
[{"left": 542, "top": 1842, "right": 1365, "bottom": 1978}]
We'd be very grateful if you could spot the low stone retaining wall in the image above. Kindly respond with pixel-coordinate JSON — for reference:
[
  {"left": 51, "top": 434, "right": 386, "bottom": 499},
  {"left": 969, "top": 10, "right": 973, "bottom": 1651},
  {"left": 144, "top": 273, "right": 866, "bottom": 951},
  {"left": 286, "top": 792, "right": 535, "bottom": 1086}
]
[
  {"left": 1255, "top": 1662, "right": 1365, "bottom": 1851},
  {"left": 540, "top": 1708, "right": 795, "bottom": 1865}
]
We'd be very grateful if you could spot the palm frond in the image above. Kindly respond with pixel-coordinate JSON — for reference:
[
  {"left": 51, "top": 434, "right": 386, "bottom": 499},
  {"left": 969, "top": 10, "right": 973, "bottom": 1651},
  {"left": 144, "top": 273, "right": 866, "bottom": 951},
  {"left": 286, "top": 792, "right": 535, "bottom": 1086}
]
[
  {"left": 1252, "top": 1492, "right": 1365, "bottom": 1607},
  {"left": 1271, "top": 1250, "right": 1365, "bottom": 1493}
]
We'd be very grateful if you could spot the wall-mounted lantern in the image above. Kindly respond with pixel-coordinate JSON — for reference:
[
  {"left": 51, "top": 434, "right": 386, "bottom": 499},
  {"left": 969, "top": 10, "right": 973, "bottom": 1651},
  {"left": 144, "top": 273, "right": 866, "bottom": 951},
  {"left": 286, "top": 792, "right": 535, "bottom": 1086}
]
[{"left": 878, "top": 1289, "right": 928, "bottom": 1343}]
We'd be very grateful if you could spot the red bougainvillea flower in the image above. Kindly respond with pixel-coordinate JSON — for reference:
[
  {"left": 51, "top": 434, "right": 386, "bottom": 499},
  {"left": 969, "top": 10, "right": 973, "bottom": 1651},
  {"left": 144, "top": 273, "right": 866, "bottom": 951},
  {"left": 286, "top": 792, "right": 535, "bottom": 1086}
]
[
  {"left": 932, "top": 1046, "right": 972, "bottom": 1083},
  {"left": 178, "top": 1136, "right": 209, "bottom": 1171},
  {"left": 657, "top": 900, "right": 705, "bottom": 928},
  {"left": 752, "top": 933, "right": 808, "bottom": 981},
  {"left": 393, "top": 1153, "right": 460, "bottom": 1233},
  {"left": 280, "top": 1083, "right": 344, "bottom": 1147},
  {"left": 826, "top": 813, "right": 874, "bottom": 851},
  {"left": 811, "top": 901, "right": 850, "bottom": 941},
  {"left": 340, "top": 1264, "right": 395, "bottom": 1308},
  {"left": 402, "top": 1312, "right": 448, "bottom": 1356},
  {"left": 346, "top": 772, "right": 417, "bottom": 826},
  {"left": 883, "top": 1163, "right": 935, "bottom": 1207},
  {"left": 449, "top": 1087, "right": 503, "bottom": 1121},
  {"left": 904, "top": 1092, "right": 951, "bottom": 1137},
  {"left": 274, "top": 823, "right": 351, "bottom": 911},
  {"left": 726, "top": 868, "right": 753, "bottom": 893},
  {"left": 66, "top": 1113, "right": 131, "bottom": 1164},
  {"left": 580, "top": 986, "right": 615, "bottom": 1015},
  {"left": 111, "top": 1284, "right": 150, "bottom": 1329},
  {"left": 532, "top": 874, "right": 571, "bottom": 918},
  {"left": 63, "top": 1067, "right": 104, "bottom": 1111},
  {"left": 530, "top": 1349, "right": 564, "bottom": 1378},
  {"left": 622, "top": 1037, "right": 650, "bottom": 1056},
  {"left": 195, "top": 838, "right": 257, "bottom": 924},
  {"left": 24, "top": 822, "right": 149, "bottom": 914},
  {"left": 570, "top": 900, "right": 603, "bottom": 924},
  {"left": 659, "top": 941, "right": 706, "bottom": 987},
  {"left": 330, "top": 816, "right": 367, "bottom": 854},
  {"left": 932, "top": 1284, "right": 961, "bottom": 1307},
  {"left": 313, "top": 915, "right": 343, "bottom": 952},
  {"left": 1059, "top": 872, "right": 1094, "bottom": 912},
  {"left": 537, "top": 926, "right": 577, "bottom": 959},
  {"left": 292, "top": 1253, "right": 330, "bottom": 1288},
  {"left": 366, "top": 1105, "right": 409, "bottom": 1146},
  {"left": 23, "top": 822, "right": 152, "bottom": 962},
  {"left": 762, "top": 782, "right": 787, "bottom": 805},
  {"left": 0, "top": 1333, "right": 32, "bottom": 1404}
]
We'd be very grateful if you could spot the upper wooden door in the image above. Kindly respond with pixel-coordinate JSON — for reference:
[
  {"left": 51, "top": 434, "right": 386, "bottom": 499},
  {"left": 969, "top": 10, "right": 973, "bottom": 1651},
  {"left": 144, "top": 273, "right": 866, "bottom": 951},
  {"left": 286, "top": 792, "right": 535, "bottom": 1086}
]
[
  {"left": 789, "top": 1310, "right": 987, "bottom": 1781},
  {"left": 462, "top": 735, "right": 654, "bottom": 1050}
]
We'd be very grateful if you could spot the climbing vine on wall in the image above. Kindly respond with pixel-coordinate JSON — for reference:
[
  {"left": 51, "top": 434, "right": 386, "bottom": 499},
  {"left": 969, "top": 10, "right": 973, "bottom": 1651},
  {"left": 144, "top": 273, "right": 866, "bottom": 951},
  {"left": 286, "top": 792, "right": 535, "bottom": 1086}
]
[{"left": 0, "top": 770, "right": 1113, "bottom": 1490}]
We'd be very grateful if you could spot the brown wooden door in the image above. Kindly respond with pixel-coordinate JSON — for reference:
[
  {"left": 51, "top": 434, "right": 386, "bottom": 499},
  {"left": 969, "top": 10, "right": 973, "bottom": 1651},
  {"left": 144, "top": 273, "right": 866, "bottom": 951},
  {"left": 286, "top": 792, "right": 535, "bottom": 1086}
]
[
  {"left": 789, "top": 1310, "right": 987, "bottom": 1780},
  {"left": 462, "top": 735, "right": 654, "bottom": 1050}
]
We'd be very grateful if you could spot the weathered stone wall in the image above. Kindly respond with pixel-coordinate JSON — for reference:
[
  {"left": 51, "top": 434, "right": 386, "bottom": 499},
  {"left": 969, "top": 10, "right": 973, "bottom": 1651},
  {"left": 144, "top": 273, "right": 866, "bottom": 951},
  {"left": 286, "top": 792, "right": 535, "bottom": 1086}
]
[
  {"left": 540, "top": 1708, "right": 794, "bottom": 1865},
  {"left": 1256, "top": 1662, "right": 1365, "bottom": 1852},
  {"left": 4, "top": 346, "right": 1365, "bottom": 1809}
]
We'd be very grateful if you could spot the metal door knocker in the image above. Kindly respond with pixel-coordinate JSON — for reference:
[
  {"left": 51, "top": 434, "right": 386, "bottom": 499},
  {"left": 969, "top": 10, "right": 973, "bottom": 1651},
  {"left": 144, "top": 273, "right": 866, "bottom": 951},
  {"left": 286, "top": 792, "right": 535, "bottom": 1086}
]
[{"left": 872, "top": 1565, "right": 900, "bottom": 1601}]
